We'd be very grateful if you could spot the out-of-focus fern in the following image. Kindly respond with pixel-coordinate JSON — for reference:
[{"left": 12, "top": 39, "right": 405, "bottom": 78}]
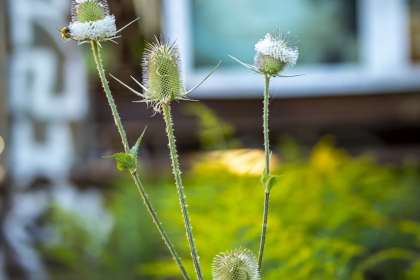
[
  {"left": 40, "top": 182, "right": 163, "bottom": 280},
  {"left": 141, "top": 137, "right": 420, "bottom": 279},
  {"left": 183, "top": 103, "right": 242, "bottom": 150},
  {"left": 41, "top": 137, "right": 420, "bottom": 280}
]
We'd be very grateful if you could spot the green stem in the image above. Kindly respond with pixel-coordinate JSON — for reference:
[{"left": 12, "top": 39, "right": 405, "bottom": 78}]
[
  {"left": 91, "top": 41, "right": 129, "bottom": 152},
  {"left": 131, "top": 172, "right": 190, "bottom": 279},
  {"left": 263, "top": 74, "right": 270, "bottom": 176},
  {"left": 258, "top": 191, "right": 270, "bottom": 271},
  {"left": 91, "top": 41, "right": 190, "bottom": 280},
  {"left": 162, "top": 103, "right": 203, "bottom": 280},
  {"left": 258, "top": 74, "right": 271, "bottom": 272}
]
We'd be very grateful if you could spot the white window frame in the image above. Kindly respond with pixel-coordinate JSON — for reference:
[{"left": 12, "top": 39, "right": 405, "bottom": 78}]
[{"left": 162, "top": 0, "right": 420, "bottom": 98}]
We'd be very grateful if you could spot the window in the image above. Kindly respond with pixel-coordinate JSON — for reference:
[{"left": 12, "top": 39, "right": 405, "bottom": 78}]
[{"left": 163, "top": 0, "right": 420, "bottom": 98}]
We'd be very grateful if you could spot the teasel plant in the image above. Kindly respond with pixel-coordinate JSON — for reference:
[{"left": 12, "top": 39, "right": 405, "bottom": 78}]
[
  {"left": 230, "top": 30, "right": 300, "bottom": 273},
  {"left": 58, "top": 0, "right": 190, "bottom": 278},
  {"left": 112, "top": 37, "right": 220, "bottom": 280}
]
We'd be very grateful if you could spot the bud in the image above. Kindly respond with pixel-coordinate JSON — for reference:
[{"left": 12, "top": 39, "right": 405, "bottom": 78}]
[
  {"left": 111, "top": 38, "right": 220, "bottom": 112},
  {"left": 142, "top": 39, "right": 185, "bottom": 106},
  {"left": 254, "top": 31, "right": 298, "bottom": 76},
  {"left": 68, "top": 0, "right": 117, "bottom": 42},
  {"left": 212, "top": 248, "right": 260, "bottom": 280}
]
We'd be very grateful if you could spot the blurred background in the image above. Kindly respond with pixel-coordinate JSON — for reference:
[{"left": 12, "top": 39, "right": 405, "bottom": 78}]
[{"left": 1, "top": 0, "right": 420, "bottom": 279}]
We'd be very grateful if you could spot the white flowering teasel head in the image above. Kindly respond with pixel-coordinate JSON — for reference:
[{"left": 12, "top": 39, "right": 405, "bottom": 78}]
[
  {"left": 230, "top": 29, "right": 299, "bottom": 77},
  {"left": 58, "top": 0, "right": 137, "bottom": 44},
  {"left": 67, "top": 0, "right": 116, "bottom": 42},
  {"left": 212, "top": 248, "right": 261, "bottom": 280},
  {"left": 255, "top": 31, "right": 299, "bottom": 75}
]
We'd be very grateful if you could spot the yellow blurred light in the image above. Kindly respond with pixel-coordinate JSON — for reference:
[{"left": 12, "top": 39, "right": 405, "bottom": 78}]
[
  {"left": 203, "top": 149, "right": 279, "bottom": 175},
  {"left": 0, "top": 136, "right": 4, "bottom": 154}
]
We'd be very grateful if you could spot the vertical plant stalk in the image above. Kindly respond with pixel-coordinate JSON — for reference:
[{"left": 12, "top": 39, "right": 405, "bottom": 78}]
[
  {"left": 258, "top": 191, "right": 270, "bottom": 271},
  {"left": 162, "top": 102, "right": 203, "bottom": 280},
  {"left": 130, "top": 173, "right": 190, "bottom": 279},
  {"left": 258, "top": 74, "right": 271, "bottom": 272},
  {"left": 91, "top": 41, "right": 190, "bottom": 280},
  {"left": 91, "top": 41, "right": 129, "bottom": 151},
  {"left": 263, "top": 74, "right": 271, "bottom": 176}
]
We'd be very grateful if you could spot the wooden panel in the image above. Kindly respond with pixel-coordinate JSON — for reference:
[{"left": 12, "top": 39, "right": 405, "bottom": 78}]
[{"left": 94, "top": 87, "right": 420, "bottom": 163}]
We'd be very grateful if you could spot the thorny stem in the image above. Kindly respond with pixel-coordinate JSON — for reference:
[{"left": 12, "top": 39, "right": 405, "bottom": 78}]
[
  {"left": 258, "top": 74, "right": 271, "bottom": 272},
  {"left": 91, "top": 41, "right": 129, "bottom": 151},
  {"left": 162, "top": 103, "right": 203, "bottom": 280},
  {"left": 130, "top": 172, "right": 190, "bottom": 279},
  {"left": 263, "top": 74, "right": 270, "bottom": 176},
  {"left": 258, "top": 191, "right": 270, "bottom": 272},
  {"left": 91, "top": 41, "right": 190, "bottom": 280}
]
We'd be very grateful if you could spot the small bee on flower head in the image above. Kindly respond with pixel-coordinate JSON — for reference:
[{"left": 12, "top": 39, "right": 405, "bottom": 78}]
[
  {"left": 56, "top": 0, "right": 138, "bottom": 44},
  {"left": 60, "top": 27, "right": 72, "bottom": 40}
]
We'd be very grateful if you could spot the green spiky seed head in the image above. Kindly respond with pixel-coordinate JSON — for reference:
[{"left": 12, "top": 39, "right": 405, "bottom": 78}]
[
  {"left": 255, "top": 53, "right": 287, "bottom": 75},
  {"left": 142, "top": 39, "right": 185, "bottom": 105},
  {"left": 212, "top": 248, "right": 260, "bottom": 280},
  {"left": 76, "top": 0, "right": 106, "bottom": 23}
]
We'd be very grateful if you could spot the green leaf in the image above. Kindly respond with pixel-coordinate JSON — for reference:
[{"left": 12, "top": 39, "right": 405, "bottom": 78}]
[
  {"left": 260, "top": 167, "right": 267, "bottom": 183},
  {"left": 129, "top": 127, "right": 147, "bottom": 164},
  {"left": 260, "top": 170, "right": 283, "bottom": 192},
  {"left": 104, "top": 153, "right": 136, "bottom": 172}
]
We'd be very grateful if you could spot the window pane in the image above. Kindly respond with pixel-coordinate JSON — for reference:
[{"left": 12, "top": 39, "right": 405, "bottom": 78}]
[{"left": 191, "top": 0, "right": 359, "bottom": 68}]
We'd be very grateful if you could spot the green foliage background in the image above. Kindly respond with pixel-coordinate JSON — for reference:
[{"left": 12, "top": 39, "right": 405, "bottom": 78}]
[
  {"left": 41, "top": 137, "right": 420, "bottom": 279},
  {"left": 41, "top": 105, "right": 420, "bottom": 280}
]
